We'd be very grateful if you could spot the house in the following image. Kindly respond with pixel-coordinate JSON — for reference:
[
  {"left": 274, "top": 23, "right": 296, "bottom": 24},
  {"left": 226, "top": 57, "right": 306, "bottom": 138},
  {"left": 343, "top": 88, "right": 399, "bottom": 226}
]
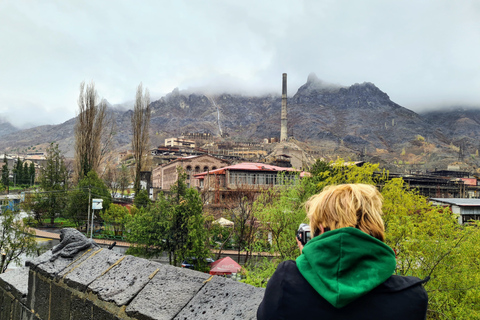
[
  {"left": 165, "top": 138, "right": 196, "bottom": 148},
  {"left": 194, "top": 162, "right": 305, "bottom": 191},
  {"left": 152, "top": 154, "right": 230, "bottom": 192},
  {"left": 193, "top": 162, "right": 307, "bottom": 217},
  {"left": 430, "top": 198, "right": 480, "bottom": 224},
  {"left": 0, "top": 194, "right": 23, "bottom": 212}
]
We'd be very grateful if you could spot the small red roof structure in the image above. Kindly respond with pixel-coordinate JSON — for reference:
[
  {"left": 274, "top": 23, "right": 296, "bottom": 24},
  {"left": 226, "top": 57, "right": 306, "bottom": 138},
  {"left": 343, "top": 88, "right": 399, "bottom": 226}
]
[{"left": 209, "top": 257, "right": 242, "bottom": 275}]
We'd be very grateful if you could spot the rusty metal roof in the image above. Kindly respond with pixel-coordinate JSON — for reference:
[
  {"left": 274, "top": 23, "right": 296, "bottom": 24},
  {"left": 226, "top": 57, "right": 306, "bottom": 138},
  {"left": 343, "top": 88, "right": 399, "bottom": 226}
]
[{"left": 193, "top": 162, "right": 301, "bottom": 178}]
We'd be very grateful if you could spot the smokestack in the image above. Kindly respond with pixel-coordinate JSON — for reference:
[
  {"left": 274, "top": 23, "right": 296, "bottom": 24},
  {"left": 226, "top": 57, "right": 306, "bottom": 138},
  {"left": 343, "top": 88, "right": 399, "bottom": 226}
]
[{"left": 280, "top": 73, "right": 288, "bottom": 142}]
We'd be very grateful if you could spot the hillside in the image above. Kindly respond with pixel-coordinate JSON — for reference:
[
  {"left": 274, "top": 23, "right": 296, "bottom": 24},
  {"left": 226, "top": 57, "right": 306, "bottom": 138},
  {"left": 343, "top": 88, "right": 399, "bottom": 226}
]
[
  {"left": 0, "top": 120, "right": 18, "bottom": 137},
  {"left": 1, "top": 74, "right": 480, "bottom": 172}
]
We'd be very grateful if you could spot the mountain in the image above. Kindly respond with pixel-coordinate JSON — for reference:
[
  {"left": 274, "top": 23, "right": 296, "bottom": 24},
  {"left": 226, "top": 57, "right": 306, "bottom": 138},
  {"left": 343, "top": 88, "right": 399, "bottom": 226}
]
[
  {"left": 0, "top": 74, "right": 479, "bottom": 172},
  {"left": 0, "top": 120, "right": 19, "bottom": 137}
]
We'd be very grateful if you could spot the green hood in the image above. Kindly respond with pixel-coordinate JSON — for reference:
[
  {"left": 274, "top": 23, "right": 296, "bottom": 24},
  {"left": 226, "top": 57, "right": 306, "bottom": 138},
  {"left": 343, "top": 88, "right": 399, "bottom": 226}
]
[{"left": 296, "top": 227, "right": 396, "bottom": 308}]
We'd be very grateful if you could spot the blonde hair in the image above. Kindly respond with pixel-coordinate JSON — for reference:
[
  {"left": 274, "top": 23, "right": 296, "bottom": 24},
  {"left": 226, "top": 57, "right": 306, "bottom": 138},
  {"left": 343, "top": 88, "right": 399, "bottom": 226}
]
[{"left": 305, "top": 184, "right": 385, "bottom": 242}]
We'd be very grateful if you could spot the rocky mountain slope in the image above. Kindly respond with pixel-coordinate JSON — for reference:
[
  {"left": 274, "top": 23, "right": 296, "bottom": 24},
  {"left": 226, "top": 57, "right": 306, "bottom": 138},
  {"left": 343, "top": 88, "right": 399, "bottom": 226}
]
[
  {"left": 0, "top": 120, "right": 18, "bottom": 137},
  {"left": 1, "top": 74, "right": 479, "bottom": 172}
]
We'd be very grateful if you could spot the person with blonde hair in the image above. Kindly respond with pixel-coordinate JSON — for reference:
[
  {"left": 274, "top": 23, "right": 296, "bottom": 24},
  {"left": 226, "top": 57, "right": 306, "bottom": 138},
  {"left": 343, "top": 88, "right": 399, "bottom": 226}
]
[{"left": 257, "top": 184, "right": 428, "bottom": 320}]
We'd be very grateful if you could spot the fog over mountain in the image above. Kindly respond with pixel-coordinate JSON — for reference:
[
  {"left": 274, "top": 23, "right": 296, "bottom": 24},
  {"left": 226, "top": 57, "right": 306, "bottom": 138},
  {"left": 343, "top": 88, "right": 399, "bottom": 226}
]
[{"left": 1, "top": 75, "right": 480, "bottom": 173}]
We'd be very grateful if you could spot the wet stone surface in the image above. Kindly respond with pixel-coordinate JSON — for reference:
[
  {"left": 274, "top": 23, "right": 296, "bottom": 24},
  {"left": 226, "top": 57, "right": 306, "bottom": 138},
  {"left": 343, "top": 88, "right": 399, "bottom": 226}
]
[
  {"left": 173, "top": 276, "right": 265, "bottom": 320},
  {"left": 0, "top": 267, "right": 29, "bottom": 303},
  {"left": 63, "top": 249, "right": 123, "bottom": 292},
  {"left": 89, "top": 255, "right": 161, "bottom": 306},
  {"left": 126, "top": 264, "right": 211, "bottom": 320}
]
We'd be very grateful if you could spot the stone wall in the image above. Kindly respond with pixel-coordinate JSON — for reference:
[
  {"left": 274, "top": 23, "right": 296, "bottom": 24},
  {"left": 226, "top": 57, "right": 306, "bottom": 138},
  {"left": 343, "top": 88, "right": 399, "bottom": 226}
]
[{"left": 0, "top": 229, "right": 264, "bottom": 320}]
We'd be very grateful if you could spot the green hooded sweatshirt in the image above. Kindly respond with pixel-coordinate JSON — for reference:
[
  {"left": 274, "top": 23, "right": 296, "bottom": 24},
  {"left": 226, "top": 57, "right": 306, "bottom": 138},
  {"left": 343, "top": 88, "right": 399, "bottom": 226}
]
[{"left": 296, "top": 227, "right": 396, "bottom": 308}]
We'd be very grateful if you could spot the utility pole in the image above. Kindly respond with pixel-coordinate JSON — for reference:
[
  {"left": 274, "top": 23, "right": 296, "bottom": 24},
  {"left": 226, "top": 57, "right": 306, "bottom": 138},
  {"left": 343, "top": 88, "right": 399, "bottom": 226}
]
[{"left": 86, "top": 188, "right": 91, "bottom": 236}]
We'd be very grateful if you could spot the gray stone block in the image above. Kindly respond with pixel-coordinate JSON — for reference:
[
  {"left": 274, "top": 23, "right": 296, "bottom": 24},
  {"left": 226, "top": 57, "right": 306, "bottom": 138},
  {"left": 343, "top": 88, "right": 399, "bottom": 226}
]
[
  {"left": 18, "top": 304, "right": 35, "bottom": 320},
  {"left": 32, "top": 274, "right": 51, "bottom": 320},
  {"left": 70, "top": 295, "right": 93, "bottom": 320},
  {"left": 126, "top": 264, "right": 211, "bottom": 320},
  {"left": 63, "top": 249, "right": 123, "bottom": 292},
  {"left": 27, "top": 249, "right": 88, "bottom": 279},
  {"left": 0, "top": 289, "right": 4, "bottom": 316},
  {"left": 26, "top": 269, "right": 35, "bottom": 311},
  {"left": 0, "top": 267, "right": 29, "bottom": 303},
  {"left": 89, "top": 255, "right": 160, "bottom": 306},
  {"left": 50, "top": 284, "right": 71, "bottom": 320},
  {"left": 57, "top": 247, "right": 103, "bottom": 279},
  {"left": 1, "top": 290, "right": 13, "bottom": 320},
  {"left": 12, "top": 299, "right": 22, "bottom": 320},
  {"left": 173, "top": 276, "right": 265, "bottom": 320},
  {"left": 92, "top": 304, "right": 121, "bottom": 320}
]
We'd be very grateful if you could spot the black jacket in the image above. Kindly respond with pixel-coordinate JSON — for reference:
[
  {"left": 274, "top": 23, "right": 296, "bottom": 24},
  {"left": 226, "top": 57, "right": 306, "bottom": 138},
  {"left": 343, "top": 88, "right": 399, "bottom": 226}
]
[{"left": 257, "top": 260, "right": 429, "bottom": 320}]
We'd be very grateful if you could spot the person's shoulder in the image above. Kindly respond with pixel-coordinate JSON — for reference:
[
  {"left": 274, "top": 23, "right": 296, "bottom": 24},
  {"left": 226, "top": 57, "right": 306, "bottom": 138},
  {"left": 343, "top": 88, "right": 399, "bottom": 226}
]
[
  {"left": 375, "top": 275, "right": 429, "bottom": 293},
  {"left": 277, "top": 260, "right": 297, "bottom": 269}
]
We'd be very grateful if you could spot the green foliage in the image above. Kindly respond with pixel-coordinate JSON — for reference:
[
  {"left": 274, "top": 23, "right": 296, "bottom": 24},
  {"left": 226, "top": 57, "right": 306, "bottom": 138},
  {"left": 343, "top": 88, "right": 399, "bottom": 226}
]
[
  {"left": 100, "top": 204, "right": 131, "bottom": 236},
  {"left": 36, "top": 143, "right": 69, "bottom": 225},
  {"left": 1, "top": 154, "right": 9, "bottom": 190},
  {"left": 126, "top": 169, "right": 209, "bottom": 270},
  {"left": 118, "top": 164, "right": 130, "bottom": 197},
  {"left": 245, "top": 160, "right": 480, "bottom": 318},
  {"left": 382, "top": 178, "right": 480, "bottom": 319},
  {"left": 309, "top": 159, "right": 331, "bottom": 177},
  {"left": 0, "top": 209, "right": 39, "bottom": 273},
  {"left": 66, "top": 170, "right": 111, "bottom": 227},
  {"left": 241, "top": 258, "right": 280, "bottom": 287},
  {"left": 206, "top": 216, "right": 233, "bottom": 252},
  {"left": 134, "top": 189, "right": 151, "bottom": 208}
]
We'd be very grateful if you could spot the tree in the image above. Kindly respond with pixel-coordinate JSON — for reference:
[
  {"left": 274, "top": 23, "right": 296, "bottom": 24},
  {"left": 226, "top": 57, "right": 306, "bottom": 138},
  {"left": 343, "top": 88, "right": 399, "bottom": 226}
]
[
  {"left": 29, "top": 162, "right": 35, "bottom": 185},
  {"left": 126, "top": 169, "right": 209, "bottom": 270},
  {"left": 100, "top": 204, "right": 131, "bottom": 236},
  {"left": 66, "top": 170, "right": 112, "bottom": 227},
  {"left": 23, "top": 162, "right": 30, "bottom": 185},
  {"left": 118, "top": 164, "right": 131, "bottom": 198},
  {"left": 382, "top": 178, "right": 480, "bottom": 319},
  {"left": 225, "top": 185, "right": 259, "bottom": 264},
  {"left": 13, "top": 157, "right": 23, "bottom": 186},
  {"left": 2, "top": 155, "right": 9, "bottom": 193},
  {"left": 134, "top": 189, "right": 151, "bottom": 209},
  {"left": 74, "top": 81, "right": 114, "bottom": 181},
  {"left": 254, "top": 175, "right": 307, "bottom": 261},
  {"left": 36, "top": 143, "right": 69, "bottom": 225},
  {"left": 0, "top": 209, "right": 38, "bottom": 273},
  {"left": 244, "top": 159, "right": 480, "bottom": 319},
  {"left": 131, "top": 82, "right": 151, "bottom": 195}
]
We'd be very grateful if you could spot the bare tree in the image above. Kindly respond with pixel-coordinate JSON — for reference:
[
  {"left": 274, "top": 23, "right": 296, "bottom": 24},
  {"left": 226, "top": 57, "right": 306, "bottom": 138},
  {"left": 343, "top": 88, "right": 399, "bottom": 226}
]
[
  {"left": 74, "top": 81, "right": 114, "bottom": 181},
  {"left": 131, "top": 83, "right": 151, "bottom": 195}
]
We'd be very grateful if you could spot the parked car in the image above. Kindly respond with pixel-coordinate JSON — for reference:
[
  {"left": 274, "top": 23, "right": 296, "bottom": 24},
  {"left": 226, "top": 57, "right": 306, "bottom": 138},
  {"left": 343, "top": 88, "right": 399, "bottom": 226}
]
[{"left": 181, "top": 257, "right": 215, "bottom": 269}]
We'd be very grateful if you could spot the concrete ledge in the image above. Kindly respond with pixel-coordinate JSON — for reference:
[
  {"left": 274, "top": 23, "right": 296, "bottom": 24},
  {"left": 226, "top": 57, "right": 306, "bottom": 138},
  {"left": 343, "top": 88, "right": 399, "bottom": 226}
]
[
  {"left": 126, "top": 264, "right": 212, "bottom": 320},
  {"left": 174, "top": 276, "right": 264, "bottom": 320},
  {"left": 0, "top": 267, "right": 29, "bottom": 303},
  {"left": 1, "top": 228, "right": 265, "bottom": 320},
  {"left": 89, "top": 255, "right": 160, "bottom": 306}
]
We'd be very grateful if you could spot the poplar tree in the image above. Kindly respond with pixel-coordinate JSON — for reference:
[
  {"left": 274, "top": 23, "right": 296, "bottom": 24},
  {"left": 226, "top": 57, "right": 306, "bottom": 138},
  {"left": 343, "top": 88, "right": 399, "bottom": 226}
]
[
  {"left": 1, "top": 155, "right": 9, "bottom": 192},
  {"left": 74, "top": 81, "right": 109, "bottom": 181},
  {"left": 131, "top": 82, "right": 151, "bottom": 195}
]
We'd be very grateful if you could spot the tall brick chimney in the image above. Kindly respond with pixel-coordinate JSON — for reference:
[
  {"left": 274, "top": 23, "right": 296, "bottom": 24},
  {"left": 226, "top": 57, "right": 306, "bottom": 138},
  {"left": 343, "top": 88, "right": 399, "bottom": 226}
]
[{"left": 280, "top": 73, "right": 288, "bottom": 142}]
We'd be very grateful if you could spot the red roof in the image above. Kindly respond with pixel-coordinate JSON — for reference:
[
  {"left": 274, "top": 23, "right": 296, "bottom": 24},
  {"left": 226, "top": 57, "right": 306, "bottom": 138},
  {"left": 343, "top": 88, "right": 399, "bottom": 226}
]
[
  {"left": 209, "top": 257, "right": 242, "bottom": 275},
  {"left": 194, "top": 162, "right": 300, "bottom": 179}
]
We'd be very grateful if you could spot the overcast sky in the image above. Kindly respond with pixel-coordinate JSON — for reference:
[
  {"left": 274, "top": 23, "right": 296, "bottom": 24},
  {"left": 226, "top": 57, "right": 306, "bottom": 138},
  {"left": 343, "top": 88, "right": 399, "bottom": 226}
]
[{"left": 1, "top": 0, "right": 480, "bottom": 128}]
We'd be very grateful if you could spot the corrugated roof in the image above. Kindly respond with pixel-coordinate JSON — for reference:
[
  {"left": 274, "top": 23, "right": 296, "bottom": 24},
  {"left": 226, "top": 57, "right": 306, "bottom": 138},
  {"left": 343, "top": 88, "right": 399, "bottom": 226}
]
[
  {"left": 430, "top": 198, "right": 480, "bottom": 206},
  {"left": 194, "top": 162, "right": 300, "bottom": 178}
]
